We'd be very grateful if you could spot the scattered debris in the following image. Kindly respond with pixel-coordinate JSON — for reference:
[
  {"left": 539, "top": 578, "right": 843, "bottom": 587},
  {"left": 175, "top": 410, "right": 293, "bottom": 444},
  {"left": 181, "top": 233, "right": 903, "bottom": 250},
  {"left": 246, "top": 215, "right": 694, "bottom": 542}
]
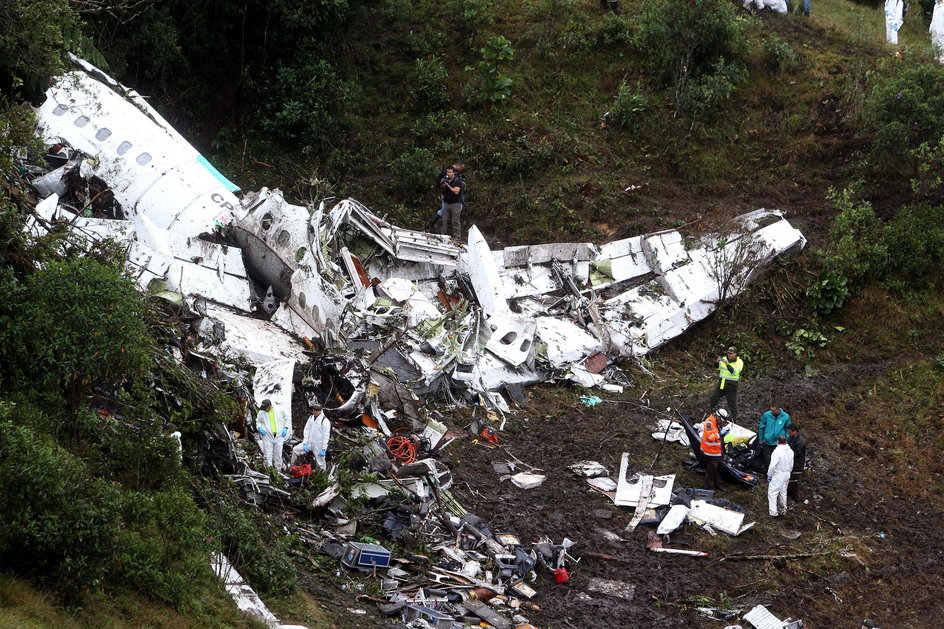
[
  {"left": 567, "top": 460, "right": 609, "bottom": 477},
  {"left": 743, "top": 604, "right": 806, "bottom": 629},
  {"left": 26, "top": 55, "right": 814, "bottom": 629},
  {"left": 586, "top": 578, "right": 636, "bottom": 601}
]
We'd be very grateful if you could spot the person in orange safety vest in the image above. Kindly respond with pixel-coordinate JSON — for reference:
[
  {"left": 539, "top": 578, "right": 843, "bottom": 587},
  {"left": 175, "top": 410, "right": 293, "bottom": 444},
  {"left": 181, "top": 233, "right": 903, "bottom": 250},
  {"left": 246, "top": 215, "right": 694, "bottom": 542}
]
[{"left": 699, "top": 409, "right": 727, "bottom": 490}]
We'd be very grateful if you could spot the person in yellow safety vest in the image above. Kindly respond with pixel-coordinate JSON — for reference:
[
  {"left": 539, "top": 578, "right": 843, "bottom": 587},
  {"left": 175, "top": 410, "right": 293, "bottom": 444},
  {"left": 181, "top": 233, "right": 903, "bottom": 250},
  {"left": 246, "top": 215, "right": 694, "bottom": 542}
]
[
  {"left": 708, "top": 346, "right": 744, "bottom": 422},
  {"left": 699, "top": 409, "right": 726, "bottom": 490},
  {"left": 255, "top": 398, "right": 291, "bottom": 470}
]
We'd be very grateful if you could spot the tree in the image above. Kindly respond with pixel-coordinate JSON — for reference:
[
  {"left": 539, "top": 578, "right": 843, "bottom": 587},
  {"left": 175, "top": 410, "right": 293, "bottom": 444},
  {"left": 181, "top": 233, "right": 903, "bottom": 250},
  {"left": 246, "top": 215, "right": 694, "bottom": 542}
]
[{"left": 0, "top": 258, "right": 152, "bottom": 410}]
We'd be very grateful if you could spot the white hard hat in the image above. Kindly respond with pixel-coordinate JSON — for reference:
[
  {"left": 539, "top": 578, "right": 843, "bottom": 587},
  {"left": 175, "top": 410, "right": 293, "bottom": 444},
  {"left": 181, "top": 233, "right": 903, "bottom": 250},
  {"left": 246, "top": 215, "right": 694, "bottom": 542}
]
[{"left": 715, "top": 409, "right": 729, "bottom": 418}]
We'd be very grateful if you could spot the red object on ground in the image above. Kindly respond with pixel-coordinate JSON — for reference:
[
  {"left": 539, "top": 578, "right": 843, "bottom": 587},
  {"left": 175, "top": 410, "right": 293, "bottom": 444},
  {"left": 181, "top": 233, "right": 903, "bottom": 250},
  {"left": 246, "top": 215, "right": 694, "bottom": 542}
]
[
  {"left": 291, "top": 464, "right": 312, "bottom": 478},
  {"left": 553, "top": 568, "right": 569, "bottom": 584},
  {"left": 386, "top": 435, "right": 417, "bottom": 463}
]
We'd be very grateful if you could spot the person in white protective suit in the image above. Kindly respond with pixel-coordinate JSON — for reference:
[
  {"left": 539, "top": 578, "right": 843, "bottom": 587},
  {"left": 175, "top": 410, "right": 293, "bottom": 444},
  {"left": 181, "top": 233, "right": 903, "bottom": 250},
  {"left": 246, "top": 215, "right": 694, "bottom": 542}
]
[
  {"left": 255, "top": 398, "right": 291, "bottom": 469},
  {"left": 767, "top": 435, "right": 795, "bottom": 517},
  {"left": 932, "top": 0, "right": 944, "bottom": 63},
  {"left": 743, "top": 0, "right": 788, "bottom": 14},
  {"left": 885, "top": 0, "right": 904, "bottom": 45},
  {"left": 291, "top": 403, "right": 331, "bottom": 470}
]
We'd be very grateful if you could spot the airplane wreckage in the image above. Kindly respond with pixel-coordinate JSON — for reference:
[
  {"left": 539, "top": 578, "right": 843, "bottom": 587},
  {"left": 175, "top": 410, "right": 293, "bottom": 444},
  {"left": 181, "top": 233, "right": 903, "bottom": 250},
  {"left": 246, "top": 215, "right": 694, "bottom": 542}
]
[{"left": 22, "top": 56, "right": 809, "bottom": 628}]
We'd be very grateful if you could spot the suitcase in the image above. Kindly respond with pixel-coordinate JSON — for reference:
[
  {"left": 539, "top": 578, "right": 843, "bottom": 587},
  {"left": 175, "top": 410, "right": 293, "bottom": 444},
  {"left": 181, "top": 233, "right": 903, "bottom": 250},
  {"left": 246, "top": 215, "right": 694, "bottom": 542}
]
[{"left": 340, "top": 542, "right": 391, "bottom": 571}]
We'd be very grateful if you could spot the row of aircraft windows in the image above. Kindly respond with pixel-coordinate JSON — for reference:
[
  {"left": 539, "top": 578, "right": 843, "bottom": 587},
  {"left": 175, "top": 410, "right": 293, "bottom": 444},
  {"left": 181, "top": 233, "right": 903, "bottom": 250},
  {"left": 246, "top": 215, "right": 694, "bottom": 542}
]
[{"left": 51, "top": 104, "right": 152, "bottom": 166}]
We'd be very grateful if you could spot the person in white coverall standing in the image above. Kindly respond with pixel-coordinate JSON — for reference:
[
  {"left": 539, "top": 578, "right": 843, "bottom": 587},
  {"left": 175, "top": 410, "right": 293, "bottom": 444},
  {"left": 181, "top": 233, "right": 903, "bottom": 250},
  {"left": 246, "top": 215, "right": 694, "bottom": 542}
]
[
  {"left": 292, "top": 403, "right": 331, "bottom": 470},
  {"left": 885, "top": 0, "right": 904, "bottom": 45},
  {"left": 256, "top": 398, "right": 290, "bottom": 470},
  {"left": 767, "top": 435, "right": 794, "bottom": 517},
  {"left": 932, "top": 0, "right": 944, "bottom": 63}
]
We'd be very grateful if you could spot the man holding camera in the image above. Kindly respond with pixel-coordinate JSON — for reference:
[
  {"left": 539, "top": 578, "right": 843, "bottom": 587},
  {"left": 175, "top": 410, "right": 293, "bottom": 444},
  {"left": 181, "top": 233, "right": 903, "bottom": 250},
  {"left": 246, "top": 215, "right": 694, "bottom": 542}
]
[
  {"left": 440, "top": 165, "right": 465, "bottom": 239},
  {"left": 427, "top": 161, "right": 466, "bottom": 231},
  {"left": 708, "top": 346, "right": 743, "bottom": 422}
]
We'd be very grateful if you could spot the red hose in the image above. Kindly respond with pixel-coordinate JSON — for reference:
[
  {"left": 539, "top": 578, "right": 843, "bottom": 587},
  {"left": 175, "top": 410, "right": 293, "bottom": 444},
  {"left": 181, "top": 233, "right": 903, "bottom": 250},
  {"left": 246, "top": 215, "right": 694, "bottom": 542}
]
[{"left": 387, "top": 435, "right": 417, "bottom": 463}]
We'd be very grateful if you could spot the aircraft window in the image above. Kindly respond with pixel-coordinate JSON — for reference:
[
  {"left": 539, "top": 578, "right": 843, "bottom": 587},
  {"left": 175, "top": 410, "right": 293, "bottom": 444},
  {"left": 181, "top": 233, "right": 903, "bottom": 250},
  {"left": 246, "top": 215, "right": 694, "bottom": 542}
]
[
  {"left": 95, "top": 128, "right": 112, "bottom": 141},
  {"left": 117, "top": 141, "right": 132, "bottom": 155},
  {"left": 52, "top": 105, "right": 68, "bottom": 116},
  {"left": 136, "top": 152, "right": 152, "bottom": 166},
  {"left": 74, "top": 116, "right": 89, "bottom": 127}
]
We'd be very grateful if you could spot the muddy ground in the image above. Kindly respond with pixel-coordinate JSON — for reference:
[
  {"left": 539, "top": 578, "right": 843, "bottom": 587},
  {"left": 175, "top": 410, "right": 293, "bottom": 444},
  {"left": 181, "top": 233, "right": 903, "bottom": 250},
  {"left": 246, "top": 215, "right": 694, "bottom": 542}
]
[{"left": 437, "top": 352, "right": 944, "bottom": 629}]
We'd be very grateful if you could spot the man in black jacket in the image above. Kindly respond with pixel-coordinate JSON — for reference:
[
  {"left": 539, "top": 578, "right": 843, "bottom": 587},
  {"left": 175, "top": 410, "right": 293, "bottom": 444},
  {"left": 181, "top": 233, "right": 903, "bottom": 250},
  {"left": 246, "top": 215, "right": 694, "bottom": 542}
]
[
  {"left": 440, "top": 166, "right": 465, "bottom": 239},
  {"left": 787, "top": 424, "right": 806, "bottom": 500},
  {"left": 426, "top": 161, "right": 466, "bottom": 231}
]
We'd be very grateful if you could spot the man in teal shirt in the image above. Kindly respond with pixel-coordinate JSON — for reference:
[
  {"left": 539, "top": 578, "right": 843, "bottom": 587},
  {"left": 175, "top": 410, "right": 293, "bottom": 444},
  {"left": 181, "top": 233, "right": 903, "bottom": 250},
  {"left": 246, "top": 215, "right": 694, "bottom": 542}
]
[{"left": 758, "top": 405, "right": 791, "bottom": 471}]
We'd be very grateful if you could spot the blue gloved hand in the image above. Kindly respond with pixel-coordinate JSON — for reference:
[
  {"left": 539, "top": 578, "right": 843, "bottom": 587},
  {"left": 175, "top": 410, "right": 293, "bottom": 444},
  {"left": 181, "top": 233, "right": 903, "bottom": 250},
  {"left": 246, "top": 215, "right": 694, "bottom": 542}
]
[
  {"left": 281, "top": 427, "right": 288, "bottom": 437},
  {"left": 258, "top": 427, "right": 266, "bottom": 436},
  {"left": 318, "top": 449, "right": 326, "bottom": 457},
  {"left": 303, "top": 444, "right": 310, "bottom": 453}
]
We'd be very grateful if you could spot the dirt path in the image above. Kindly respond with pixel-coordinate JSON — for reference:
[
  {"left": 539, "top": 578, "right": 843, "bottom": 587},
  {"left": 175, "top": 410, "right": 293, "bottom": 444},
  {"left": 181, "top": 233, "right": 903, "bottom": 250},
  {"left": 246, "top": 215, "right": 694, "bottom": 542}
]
[{"left": 447, "top": 353, "right": 944, "bottom": 628}]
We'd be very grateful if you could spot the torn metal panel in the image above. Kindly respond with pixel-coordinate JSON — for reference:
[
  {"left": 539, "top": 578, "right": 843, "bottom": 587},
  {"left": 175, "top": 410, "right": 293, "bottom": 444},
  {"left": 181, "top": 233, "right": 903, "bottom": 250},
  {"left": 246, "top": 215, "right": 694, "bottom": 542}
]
[
  {"left": 484, "top": 312, "right": 536, "bottom": 367},
  {"left": 687, "top": 500, "right": 755, "bottom": 536},
  {"left": 460, "top": 225, "right": 509, "bottom": 317},
  {"left": 134, "top": 214, "right": 252, "bottom": 311},
  {"left": 656, "top": 504, "right": 690, "bottom": 535},
  {"left": 501, "top": 242, "right": 597, "bottom": 267},
  {"left": 252, "top": 358, "right": 296, "bottom": 424},
  {"left": 339, "top": 199, "right": 461, "bottom": 266},
  {"left": 592, "top": 236, "right": 649, "bottom": 286},
  {"left": 613, "top": 454, "right": 675, "bottom": 507},
  {"left": 37, "top": 68, "right": 238, "bottom": 235},
  {"left": 27, "top": 193, "right": 135, "bottom": 246},
  {"left": 201, "top": 303, "right": 305, "bottom": 365},
  {"left": 211, "top": 553, "right": 280, "bottom": 628},
  {"left": 279, "top": 266, "right": 346, "bottom": 337},
  {"left": 232, "top": 188, "right": 346, "bottom": 336},
  {"left": 534, "top": 316, "right": 604, "bottom": 367},
  {"left": 743, "top": 604, "right": 788, "bottom": 629}
]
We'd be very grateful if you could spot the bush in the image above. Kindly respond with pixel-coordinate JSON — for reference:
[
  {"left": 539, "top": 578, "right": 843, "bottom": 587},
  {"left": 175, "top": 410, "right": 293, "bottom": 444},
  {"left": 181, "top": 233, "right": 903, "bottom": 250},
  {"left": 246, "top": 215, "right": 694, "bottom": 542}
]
[
  {"left": 634, "top": 0, "right": 748, "bottom": 114},
  {"left": 473, "top": 35, "right": 515, "bottom": 105},
  {"left": 0, "top": 258, "right": 152, "bottom": 409},
  {"left": 391, "top": 147, "right": 438, "bottom": 197},
  {"left": 807, "top": 270, "right": 849, "bottom": 315},
  {"left": 411, "top": 56, "right": 449, "bottom": 112},
  {"left": 761, "top": 37, "right": 798, "bottom": 73},
  {"left": 859, "top": 60, "right": 944, "bottom": 179},
  {"left": 597, "top": 12, "right": 633, "bottom": 49},
  {"left": 610, "top": 81, "right": 648, "bottom": 131},
  {"left": 0, "top": 0, "right": 74, "bottom": 101},
  {"left": 207, "top": 490, "right": 297, "bottom": 595},
  {"left": 823, "top": 186, "right": 887, "bottom": 282},
  {"left": 445, "top": 0, "right": 494, "bottom": 38},
  {"left": 262, "top": 60, "right": 349, "bottom": 149},
  {"left": 676, "top": 58, "right": 747, "bottom": 123},
  {"left": 881, "top": 203, "right": 944, "bottom": 290},
  {"left": 525, "top": 0, "right": 595, "bottom": 53},
  {"left": 0, "top": 414, "right": 117, "bottom": 592}
]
